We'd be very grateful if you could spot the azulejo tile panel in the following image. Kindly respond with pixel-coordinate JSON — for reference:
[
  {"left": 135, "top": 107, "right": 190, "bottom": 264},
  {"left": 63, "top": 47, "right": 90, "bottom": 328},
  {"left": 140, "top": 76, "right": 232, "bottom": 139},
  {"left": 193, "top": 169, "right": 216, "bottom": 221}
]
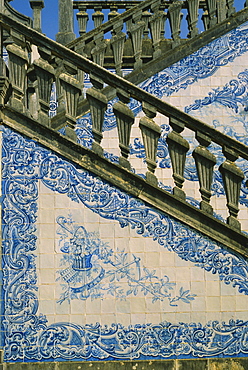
[{"left": 2, "top": 127, "right": 248, "bottom": 362}]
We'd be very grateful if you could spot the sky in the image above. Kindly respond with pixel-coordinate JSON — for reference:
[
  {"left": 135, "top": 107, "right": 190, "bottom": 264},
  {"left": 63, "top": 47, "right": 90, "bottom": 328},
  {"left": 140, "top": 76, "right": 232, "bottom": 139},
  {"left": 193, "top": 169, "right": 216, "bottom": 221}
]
[
  {"left": 11, "top": 0, "right": 60, "bottom": 40},
  {"left": 10, "top": 0, "right": 245, "bottom": 41}
]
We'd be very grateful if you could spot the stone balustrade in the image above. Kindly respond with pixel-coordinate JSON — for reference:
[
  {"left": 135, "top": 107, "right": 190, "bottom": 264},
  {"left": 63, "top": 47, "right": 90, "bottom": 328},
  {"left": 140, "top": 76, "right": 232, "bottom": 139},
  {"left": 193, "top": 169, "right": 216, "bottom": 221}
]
[
  {"left": 26, "top": 0, "right": 248, "bottom": 78},
  {"left": 73, "top": 0, "right": 238, "bottom": 36},
  {"left": 0, "top": 12, "right": 248, "bottom": 255},
  {"left": 2, "top": 0, "right": 32, "bottom": 26},
  {"left": 63, "top": 0, "right": 243, "bottom": 73}
]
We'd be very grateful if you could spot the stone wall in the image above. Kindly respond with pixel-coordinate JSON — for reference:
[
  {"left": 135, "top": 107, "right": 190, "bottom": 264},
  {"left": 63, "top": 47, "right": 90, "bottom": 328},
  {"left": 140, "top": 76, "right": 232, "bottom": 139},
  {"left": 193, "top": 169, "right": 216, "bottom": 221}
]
[{"left": 2, "top": 358, "right": 248, "bottom": 369}]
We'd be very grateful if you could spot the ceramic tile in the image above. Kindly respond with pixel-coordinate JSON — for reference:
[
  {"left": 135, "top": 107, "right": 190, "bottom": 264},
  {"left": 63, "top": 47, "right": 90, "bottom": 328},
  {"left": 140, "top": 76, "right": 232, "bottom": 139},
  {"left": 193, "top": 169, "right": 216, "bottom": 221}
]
[{"left": 3, "top": 18, "right": 248, "bottom": 364}]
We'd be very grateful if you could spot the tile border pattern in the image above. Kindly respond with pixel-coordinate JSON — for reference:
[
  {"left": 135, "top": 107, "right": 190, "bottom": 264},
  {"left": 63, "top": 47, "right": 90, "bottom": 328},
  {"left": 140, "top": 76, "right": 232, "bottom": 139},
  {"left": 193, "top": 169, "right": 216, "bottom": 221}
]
[{"left": 2, "top": 127, "right": 248, "bottom": 362}]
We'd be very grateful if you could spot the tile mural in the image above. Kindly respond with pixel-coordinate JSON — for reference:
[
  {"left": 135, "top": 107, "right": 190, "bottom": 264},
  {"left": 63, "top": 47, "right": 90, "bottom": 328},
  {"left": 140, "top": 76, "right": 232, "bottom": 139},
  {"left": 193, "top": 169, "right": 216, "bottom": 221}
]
[
  {"left": 2, "top": 126, "right": 248, "bottom": 362},
  {"left": 56, "top": 215, "right": 196, "bottom": 306},
  {"left": 2, "top": 20, "right": 248, "bottom": 364}
]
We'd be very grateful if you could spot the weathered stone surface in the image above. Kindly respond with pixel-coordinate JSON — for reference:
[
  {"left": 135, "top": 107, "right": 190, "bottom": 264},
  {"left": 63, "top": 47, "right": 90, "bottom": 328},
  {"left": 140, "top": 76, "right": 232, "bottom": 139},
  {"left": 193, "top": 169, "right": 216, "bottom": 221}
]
[
  {"left": 166, "top": 117, "right": 189, "bottom": 200},
  {"left": 139, "top": 102, "right": 160, "bottom": 185},
  {"left": 58, "top": 361, "right": 119, "bottom": 370},
  {"left": 2, "top": 0, "right": 32, "bottom": 26},
  {"left": 178, "top": 359, "right": 208, "bottom": 370},
  {"left": 76, "top": 6, "right": 89, "bottom": 36},
  {"left": 208, "top": 358, "right": 248, "bottom": 370},
  {"left": 193, "top": 132, "right": 216, "bottom": 215},
  {"left": 113, "top": 91, "right": 134, "bottom": 169},
  {"left": 4, "top": 358, "right": 248, "bottom": 369},
  {"left": 56, "top": 0, "right": 75, "bottom": 44},
  {"left": 5, "top": 363, "right": 56, "bottom": 369},
  {"left": 6, "top": 42, "right": 28, "bottom": 112},
  {"left": 4, "top": 360, "right": 175, "bottom": 369},
  {"left": 219, "top": 148, "right": 245, "bottom": 231},
  {"left": 29, "top": 0, "right": 44, "bottom": 32}
]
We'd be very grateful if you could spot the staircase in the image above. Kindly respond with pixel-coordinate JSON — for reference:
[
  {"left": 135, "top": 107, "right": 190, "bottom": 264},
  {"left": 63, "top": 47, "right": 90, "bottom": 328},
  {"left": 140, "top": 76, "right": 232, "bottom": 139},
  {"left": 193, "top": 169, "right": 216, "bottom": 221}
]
[
  {"left": 45, "top": 0, "right": 248, "bottom": 114},
  {"left": 1, "top": 0, "right": 248, "bottom": 259}
]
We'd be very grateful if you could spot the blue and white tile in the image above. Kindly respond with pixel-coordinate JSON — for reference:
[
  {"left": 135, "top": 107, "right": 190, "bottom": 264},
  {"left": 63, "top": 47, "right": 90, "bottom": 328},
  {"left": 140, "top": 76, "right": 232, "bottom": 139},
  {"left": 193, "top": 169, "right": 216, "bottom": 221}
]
[
  {"left": 2, "top": 126, "right": 248, "bottom": 362},
  {"left": 3, "top": 19, "right": 248, "bottom": 363}
]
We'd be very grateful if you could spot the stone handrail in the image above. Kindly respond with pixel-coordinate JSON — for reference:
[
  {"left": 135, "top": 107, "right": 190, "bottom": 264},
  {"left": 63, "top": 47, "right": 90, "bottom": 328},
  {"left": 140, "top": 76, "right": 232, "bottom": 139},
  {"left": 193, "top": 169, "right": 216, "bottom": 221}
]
[
  {"left": 1, "top": 0, "right": 32, "bottom": 26},
  {"left": 0, "top": 12, "right": 248, "bottom": 255},
  {"left": 63, "top": 0, "right": 242, "bottom": 74}
]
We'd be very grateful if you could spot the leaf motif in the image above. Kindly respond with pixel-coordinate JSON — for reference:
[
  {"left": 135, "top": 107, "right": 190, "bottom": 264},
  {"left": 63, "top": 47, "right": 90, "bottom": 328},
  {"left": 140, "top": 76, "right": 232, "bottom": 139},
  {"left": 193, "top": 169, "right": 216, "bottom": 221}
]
[
  {"left": 109, "top": 274, "right": 115, "bottom": 282},
  {"left": 182, "top": 289, "right": 190, "bottom": 296},
  {"left": 133, "top": 286, "right": 138, "bottom": 296},
  {"left": 181, "top": 297, "right": 190, "bottom": 304},
  {"left": 186, "top": 296, "right": 195, "bottom": 301}
]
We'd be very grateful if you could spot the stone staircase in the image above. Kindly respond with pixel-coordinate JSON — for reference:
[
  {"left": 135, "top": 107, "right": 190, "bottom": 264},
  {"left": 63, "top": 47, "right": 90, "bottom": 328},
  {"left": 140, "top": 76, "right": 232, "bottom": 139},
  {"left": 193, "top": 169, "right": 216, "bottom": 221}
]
[
  {"left": 1, "top": 0, "right": 248, "bottom": 258},
  {"left": 69, "top": 0, "right": 244, "bottom": 72},
  {"left": 68, "top": 0, "right": 248, "bottom": 115}
]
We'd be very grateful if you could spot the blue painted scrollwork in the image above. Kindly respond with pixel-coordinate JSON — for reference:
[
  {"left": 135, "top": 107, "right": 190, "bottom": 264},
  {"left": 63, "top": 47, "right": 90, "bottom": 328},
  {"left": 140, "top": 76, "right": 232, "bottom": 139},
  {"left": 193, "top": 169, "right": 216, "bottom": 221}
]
[
  {"left": 2, "top": 127, "right": 248, "bottom": 362},
  {"left": 185, "top": 70, "right": 248, "bottom": 114},
  {"left": 35, "top": 320, "right": 248, "bottom": 360},
  {"left": 2, "top": 129, "right": 49, "bottom": 361}
]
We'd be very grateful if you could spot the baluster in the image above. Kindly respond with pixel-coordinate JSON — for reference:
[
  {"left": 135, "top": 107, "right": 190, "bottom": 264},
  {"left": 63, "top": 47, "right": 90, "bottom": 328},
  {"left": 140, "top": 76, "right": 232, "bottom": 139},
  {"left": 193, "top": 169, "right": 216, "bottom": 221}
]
[
  {"left": 217, "top": 0, "right": 226, "bottom": 23},
  {"left": 75, "top": 43, "right": 86, "bottom": 101},
  {"left": 142, "top": 10, "right": 151, "bottom": 40},
  {"left": 0, "top": 58, "right": 10, "bottom": 108},
  {"left": 29, "top": 0, "right": 44, "bottom": 32},
  {"left": 139, "top": 102, "right": 161, "bottom": 185},
  {"left": 32, "top": 47, "right": 55, "bottom": 126},
  {"left": 91, "top": 32, "right": 107, "bottom": 67},
  {"left": 186, "top": 0, "right": 199, "bottom": 38},
  {"left": 113, "top": 88, "right": 134, "bottom": 170},
  {"left": 226, "top": 0, "right": 235, "bottom": 16},
  {"left": 205, "top": 0, "right": 217, "bottom": 27},
  {"left": 149, "top": 1, "right": 165, "bottom": 58},
  {"left": 168, "top": 1, "right": 183, "bottom": 47},
  {"left": 201, "top": 5, "right": 210, "bottom": 30},
  {"left": 110, "top": 21, "right": 126, "bottom": 76},
  {"left": 56, "top": 0, "right": 75, "bottom": 45},
  {"left": 125, "top": 5, "right": 133, "bottom": 34},
  {"left": 27, "top": 67, "right": 38, "bottom": 120},
  {"left": 6, "top": 33, "right": 28, "bottom": 112},
  {"left": 166, "top": 117, "right": 189, "bottom": 200},
  {"left": 192, "top": 132, "right": 216, "bottom": 214},
  {"left": 108, "top": 5, "right": 120, "bottom": 21},
  {"left": 92, "top": 6, "right": 104, "bottom": 29},
  {"left": 52, "top": 60, "right": 82, "bottom": 141},
  {"left": 76, "top": 6, "right": 89, "bottom": 36},
  {"left": 129, "top": 11, "right": 145, "bottom": 69},
  {"left": 219, "top": 147, "right": 244, "bottom": 231},
  {"left": 52, "top": 57, "right": 64, "bottom": 116},
  {"left": 160, "top": 4, "right": 166, "bottom": 39},
  {"left": 86, "top": 74, "right": 107, "bottom": 155}
]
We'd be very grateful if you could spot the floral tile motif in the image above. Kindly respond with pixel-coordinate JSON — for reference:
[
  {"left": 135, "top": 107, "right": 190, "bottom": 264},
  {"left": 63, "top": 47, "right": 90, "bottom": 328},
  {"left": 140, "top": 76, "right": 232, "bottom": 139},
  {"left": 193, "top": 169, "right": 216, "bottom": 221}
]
[
  {"left": 2, "top": 127, "right": 248, "bottom": 362},
  {"left": 56, "top": 215, "right": 196, "bottom": 306}
]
